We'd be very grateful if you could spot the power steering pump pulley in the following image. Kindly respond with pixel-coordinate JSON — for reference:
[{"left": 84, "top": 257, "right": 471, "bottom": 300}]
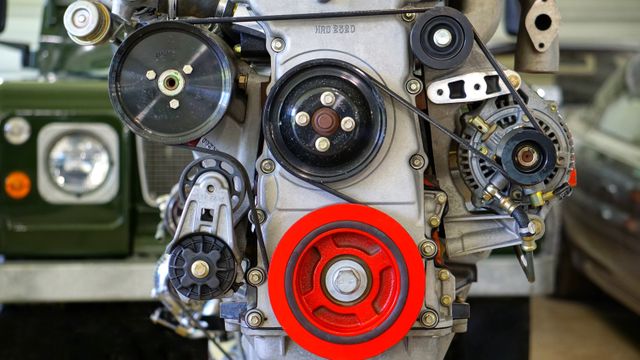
[
  {"left": 263, "top": 60, "right": 386, "bottom": 183},
  {"left": 268, "top": 204, "right": 425, "bottom": 359},
  {"left": 108, "top": 21, "right": 235, "bottom": 144}
]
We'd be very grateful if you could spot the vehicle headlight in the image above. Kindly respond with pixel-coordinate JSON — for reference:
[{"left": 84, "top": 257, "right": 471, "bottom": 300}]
[{"left": 48, "top": 133, "right": 111, "bottom": 194}]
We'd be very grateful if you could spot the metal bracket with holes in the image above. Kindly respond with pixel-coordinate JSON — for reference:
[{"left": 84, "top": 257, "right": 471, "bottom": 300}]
[{"left": 427, "top": 70, "right": 521, "bottom": 104}]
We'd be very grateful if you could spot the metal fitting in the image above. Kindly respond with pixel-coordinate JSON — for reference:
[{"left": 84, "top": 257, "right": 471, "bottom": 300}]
[
  {"left": 436, "top": 193, "right": 448, "bottom": 205},
  {"left": 169, "top": 99, "right": 180, "bottom": 109},
  {"left": 315, "top": 137, "right": 331, "bottom": 152},
  {"left": 438, "top": 269, "right": 451, "bottom": 281},
  {"left": 410, "top": 154, "right": 425, "bottom": 170},
  {"left": 420, "top": 310, "right": 439, "bottom": 328},
  {"left": 401, "top": 12, "right": 416, "bottom": 22},
  {"left": 245, "top": 310, "right": 264, "bottom": 328},
  {"left": 320, "top": 91, "right": 336, "bottom": 106},
  {"left": 428, "top": 216, "right": 441, "bottom": 228},
  {"left": 247, "top": 268, "right": 266, "bottom": 287},
  {"left": 406, "top": 79, "right": 423, "bottom": 95},
  {"left": 440, "top": 295, "right": 453, "bottom": 306},
  {"left": 249, "top": 209, "right": 267, "bottom": 225},
  {"left": 433, "top": 28, "right": 453, "bottom": 48},
  {"left": 295, "top": 112, "right": 311, "bottom": 127},
  {"left": 182, "top": 65, "right": 193, "bottom": 75},
  {"left": 260, "top": 159, "right": 276, "bottom": 174},
  {"left": 340, "top": 117, "right": 356, "bottom": 132},
  {"left": 508, "top": 73, "right": 521, "bottom": 88},
  {"left": 484, "top": 184, "right": 518, "bottom": 214},
  {"left": 419, "top": 240, "right": 438, "bottom": 258},
  {"left": 190, "top": 260, "right": 210, "bottom": 279},
  {"left": 271, "top": 38, "right": 285, "bottom": 52},
  {"left": 146, "top": 70, "right": 157, "bottom": 80}
]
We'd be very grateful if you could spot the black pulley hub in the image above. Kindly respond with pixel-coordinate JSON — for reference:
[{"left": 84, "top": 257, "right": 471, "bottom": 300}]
[
  {"left": 168, "top": 232, "right": 236, "bottom": 301},
  {"left": 410, "top": 7, "right": 473, "bottom": 70},
  {"left": 263, "top": 59, "right": 386, "bottom": 183},
  {"left": 109, "top": 21, "right": 235, "bottom": 144},
  {"left": 499, "top": 128, "right": 557, "bottom": 186}
]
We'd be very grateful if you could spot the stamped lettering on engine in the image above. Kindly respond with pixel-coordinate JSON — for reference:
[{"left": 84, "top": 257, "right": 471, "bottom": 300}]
[{"left": 315, "top": 24, "right": 356, "bottom": 35}]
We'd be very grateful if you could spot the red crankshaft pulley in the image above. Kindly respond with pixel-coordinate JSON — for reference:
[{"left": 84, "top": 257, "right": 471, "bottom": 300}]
[{"left": 269, "top": 204, "right": 426, "bottom": 360}]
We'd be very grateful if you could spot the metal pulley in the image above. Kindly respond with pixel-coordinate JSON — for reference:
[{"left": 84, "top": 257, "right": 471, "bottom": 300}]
[{"left": 108, "top": 21, "right": 236, "bottom": 144}]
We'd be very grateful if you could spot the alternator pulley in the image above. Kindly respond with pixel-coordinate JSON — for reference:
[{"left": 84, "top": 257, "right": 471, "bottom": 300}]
[{"left": 109, "top": 21, "right": 235, "bottom": 144}]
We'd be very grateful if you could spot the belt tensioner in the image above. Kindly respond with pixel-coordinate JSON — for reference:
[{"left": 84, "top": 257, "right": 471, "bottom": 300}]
[{"left": 269, "top": 204, "right": 425, "bottom": 359}]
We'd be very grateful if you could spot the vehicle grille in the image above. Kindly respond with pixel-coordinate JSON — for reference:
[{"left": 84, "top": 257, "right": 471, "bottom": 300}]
[{"left": 136, "top": 138, "right": 194, "bottom": 207}]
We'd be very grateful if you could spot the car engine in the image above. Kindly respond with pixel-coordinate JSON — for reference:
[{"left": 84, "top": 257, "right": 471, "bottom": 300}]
[{"left": 63, "top": 0, "right": 575, "bottom": 358}]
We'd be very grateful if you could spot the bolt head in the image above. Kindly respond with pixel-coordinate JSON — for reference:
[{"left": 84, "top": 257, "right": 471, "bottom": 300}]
[
  {"left": 146, "top": 70, "right": 157, "bottom": 80},
  {"left": 182, "top": 65, "right": 193, "bottom": 75},
  {"left": 246, "top": 311, "right": 264, "bottom": 328},
  {"left": 340, "top": 117, "right": 356, "bottom": 132},
  {"left": 333, "top": 268, "right": 361, "bottom": 295},
  {"left": 508, "top": 74, "right": 521, "bottom": 88},
  {"left": 169, "top": 99, "right": 180, "bottom": 109},
  {"left": 260, "top": 159, "right": 275, "bottom": 174},
  {"left": 320, "top": 91, "right": 336, "bottom": 106},
  {"left": 190, "top": 260, "right": 210, "bottom": 279},
  {"left": 429, "top": 216, "right": 441, "bottom": 228},
  {"left": 402, "top": 12, "right": 416, "bottom": 22},
  {"left": 315, "top": 137, "right": 331, "bottom": 152},
  {"left": 440, "top": 295, "right": 453, "bottom": 306},
  {"left": 247, "top": 268, "right": 265, "bottom": 286},
  {"left": 436, "top": 193, "right": 447, "bottom": 205},
  {"left": 271, "top": 38, "right": 285, "bottom": 52},
  {"left": 410, "top": 154, "right": 425, "bottom": 170},
  {"left": 421, "top": 311, "right": 438, "bottom": 328},
  {"left": 295, "top": 112, "right": 311, "bottom": 127},
  {"left": 420, "top": 240, "right": 438, "bottom": 258},
  {"left": 433, "top": 28, "right": 453, "bottom": 48},
  {"left": 438, "top": 269, "right": 451, "bottom": 281},
  {"left": 406, "top": 79, "right": 423, "bottom": 95}
]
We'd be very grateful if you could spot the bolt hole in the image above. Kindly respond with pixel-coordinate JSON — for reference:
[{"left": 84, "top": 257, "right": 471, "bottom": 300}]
[
  {"left": 164, "top": 77, "right": 178, "bottom": 90},
  {"left": 535, "top": 14, "right": 552, "bottom": 31},
  {"left": 538, "top": 42, "right": 545, "bottom": 49},
  {"left": 474, "top": 83, "right": 481, "bottom": 91},
  {"left": 437, "top": 89, "right": 444, "bottom": 96}
]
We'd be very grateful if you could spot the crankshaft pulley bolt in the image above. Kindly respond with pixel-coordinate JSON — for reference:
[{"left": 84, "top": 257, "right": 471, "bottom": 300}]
[
  {"left": 406, "top": 79, "right": 423, "bottom": 95},
  {"left": 340, "top": 117, "right": 356, "bottom": 132},
  {"left": 295, "top": 111, "right": 311, "bottom": 127},
  {"left": 271, "top": 38, "right": 285, "bottom": 53},
  {"left": 246, "top": 310, "right": 264, "bottom": 328},
  {"left": 247, "top": 268, "right": 266, "bottom": 286},
  {"left": 320, "top": 91, "right": 336, "bottom": 106},
  {"left": 433, "top": 28, "right": 453, "bottom": 48},
  {"left": 260, "top": 159, "right": 275, "bottom": 174},
  {"left": 410, "top": 154, "right": 425, "bottom": 170},
  {"left": 421, "top": 310, "right": 438, "bottom": 328},
  {"left": 315, "top": 137, "right": 331, "bottom": 152},
  {"left": 419, "top": 240, "right": 438, "bottom": 258}
]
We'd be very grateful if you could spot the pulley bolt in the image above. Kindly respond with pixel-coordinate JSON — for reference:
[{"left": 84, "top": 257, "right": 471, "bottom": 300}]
[
  {"left": 245, "top": 310, "right": 264, "bottom": 328},
  {"left": 169, "top": 99, "right": 180, "bottom": 109},
  {"left": 190, "top": 260, "right": 210, "bottom": 279},
  {"left": 428, "top": 215, "right": 441, "bottom": 228},
  {"left": 438, "top": 269, "right": 451, "bottom": 281},
  {"left": 401, "top": 12, "right": 416, "bottom": 22},
  {"left": 420, "top": 310, "right": 438, "bottom": 328},
  {"left": 146, "top": 70, "right": 157, "bottom": 80},
  {"left": 441, "top": 295, "right": 453, "bottom": 306},
  {"left": 315, "top": 137, "right": 331, "bottom": 152},
  {"left": 320, "top": 91, "right": 336, "bottom": 107},
  {"left": 333, "top": 268, "right": 361, "bottom": 295},
  {"left": 406, "top": 79, "right": 423, "bottom": 95},
  {"left": 260, "top": 159, "right": 275, "bottom": 174},
  {"left": 295, "top": 112, "right": 311, "bottom": 127},
  {"left": 271, "top": 38, "right": 285, "bottom": 53},
  {"left": 410, "top": 154, "right": 425, "bottom": 170},
  {"left": 340, "top": 117, "right": 356, "bottom": 132},
  {"left": 436, "top": 193, "right": 447, "bottom": 205},
  {"left": 433, "top": 28, "right": 453, "bottom": 48},
  {"left": 182, "top": 65, "right": 193, "bottom": 75},
  {"left": 419, "top": 240, "right": 438, "bottom": 258},
  {"left": 247, "top": 268, "right": 266, "bottom": 286}
]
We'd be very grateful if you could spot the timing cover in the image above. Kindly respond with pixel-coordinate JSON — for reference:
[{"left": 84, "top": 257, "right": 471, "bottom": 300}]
[{"left": 269, "top": 204, "right": 425, "bottom": 360}]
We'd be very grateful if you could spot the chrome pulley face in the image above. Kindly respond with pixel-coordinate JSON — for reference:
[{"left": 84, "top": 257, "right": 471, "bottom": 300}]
[
  {"left": 108, "top": 21, "right": 235, "bottom": 144},
  {"left": 263, "top": 60, "right": 386, "bottom": 183},
  {"left": 269, "top": 204, "right": 425, "bottom": 359}
]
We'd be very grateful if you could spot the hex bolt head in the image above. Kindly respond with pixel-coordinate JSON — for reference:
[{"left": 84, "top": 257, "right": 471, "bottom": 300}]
[
  {"left": 419, "top": 240, "right": 438, "bottom": 258},
  {"left": 402, "top": 12, "right": 416, "bottom": 22},
  {"left": 406, "top": 79, "right": 423, "bottom": 95},
  {"left": 271, "top": 38, "right": 285, "bottom": 53},
  {"left": 428, "top": 215, "right": 441, "bottom": 228},
  {"left": 190, "top": 260, "right": 210, "bottom": 279},
  {"left": 146, "top": 70, "right": 157, "bottom": 80},
  {"left": 315, "top": 137, "right": 331, "bottom": 152},
  {"left": 440, "top": 295, "right": 453, "bottom": 306},
  {"left": 169, "top": 99, "right": 180, "bottom": 109},
  {"left": 247, "top": 268, "right": 266, "bottom": 287},
  {"left": 320, "top": 91, "right": 336, "bottom": 106},
  {"left": 433, "top": 28, "right": 453, "bottom": 48},
  {"left": 420, "top": 310, "right": 438, "bottom": 328},
  {"left": 438, "top": 269, "right": 451, "bottom": 281},
  {"left": 182, "top": 65, "right": 193, "bottom": 75},
  {"left": 249, "top": 209, "right": 266, "bottom": 225},
  {"left": 508, "top": 73, "right": 521, "bottom": 88},
  {"left": 410, "top": 154, "right": 425, "bottom": 170},
  {"left": 245, "top": 310, "right": 264, "bottom": 328},
  {"left": 340, "top": 117, "right": 356, "bottom": 132},
  {"left": 333, "top": 268, "right": 361, "bottom": 295},
  {"left": 260, "top": 159, "right": 275, "bottom": 174},
  {"left": 295, "top": 112, "right": 311, "bottom": 127},
  {"left": 436, "top": 193, "right": 448, "bottom": 205}
]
